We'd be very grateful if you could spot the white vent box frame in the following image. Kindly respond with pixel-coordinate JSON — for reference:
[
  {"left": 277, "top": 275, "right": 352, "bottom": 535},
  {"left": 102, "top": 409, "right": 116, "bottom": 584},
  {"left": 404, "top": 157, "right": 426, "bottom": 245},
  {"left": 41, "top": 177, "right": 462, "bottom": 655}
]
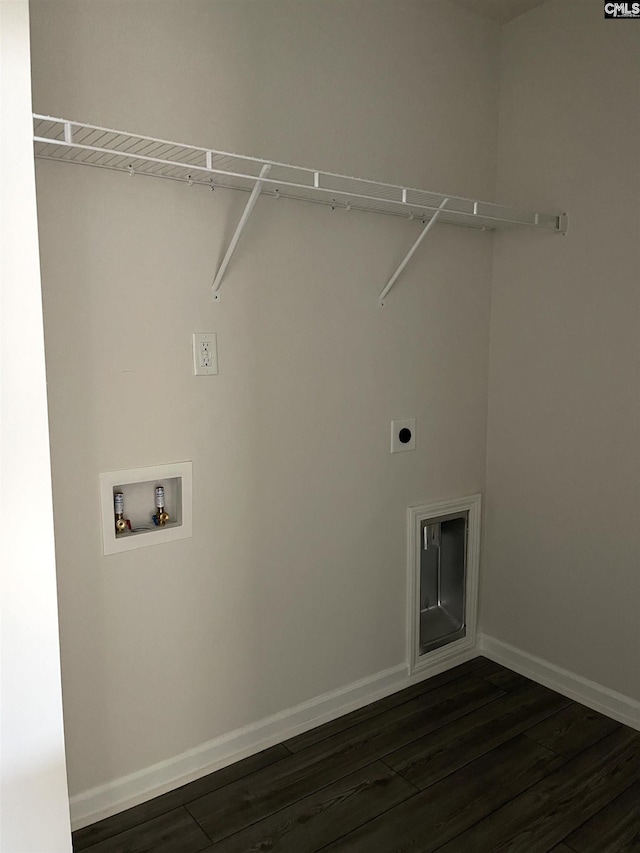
[
  {"left": 407, "top": 493, "right": 481, "bottom": 675},
  {"left": 100, "top": 461, "right": 193, "bottom": 555}
]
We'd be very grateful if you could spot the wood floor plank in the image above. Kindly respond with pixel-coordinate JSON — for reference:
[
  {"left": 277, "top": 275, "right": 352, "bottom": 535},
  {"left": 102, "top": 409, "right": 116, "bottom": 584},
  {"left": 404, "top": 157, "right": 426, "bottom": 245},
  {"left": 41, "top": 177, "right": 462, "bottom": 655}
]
[
  {"left": 75, "top": 663, "right": 633, "bottom": 853},
  {"left": 480, "top": 668, "right": 532, "bottom": 692},
  {"left": 318, "top": 735, "right": 564, "bottom": 852},
  {"left": 384, "top": 681, "right": 569, "bottom": 789},
  {"left": 76, "top": 807, "right": 211, "bottom": 853},
  {"left": 185, "top": 676, "right": 503, "bottom": 844},
  {"left": 435, "top": 727, "right": 640, "bottom": 853},
  {"left": 284, "top": 657, "right": 501, "bottom": 753},
  {"left": 468, "top": 656, "right": 506, "bottom": 677},
  {"left": 525, "top": 702, "right": 620, "bottom": 758},
  {"left": 203, "top": 761, "right": 416, "bottom": 853},
  {"left": 72, "top": 745, "right": 291, "bottom": 851},
  {"left": 564, "top": 782, "right": 640, "bottom": 852}
]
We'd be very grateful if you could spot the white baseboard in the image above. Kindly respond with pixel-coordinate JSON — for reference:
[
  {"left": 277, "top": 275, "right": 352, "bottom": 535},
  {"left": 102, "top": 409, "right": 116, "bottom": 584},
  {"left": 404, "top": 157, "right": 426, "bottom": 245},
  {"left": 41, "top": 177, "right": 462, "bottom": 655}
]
[
  {"left": 479, "top": 633, "right": 640, "bottom": 732},
  {"left": 69, "top": 635, "right": 640, "bottom": 830},
  {"left": 70, "top": 646, "right": 477, "bottom": 830}
]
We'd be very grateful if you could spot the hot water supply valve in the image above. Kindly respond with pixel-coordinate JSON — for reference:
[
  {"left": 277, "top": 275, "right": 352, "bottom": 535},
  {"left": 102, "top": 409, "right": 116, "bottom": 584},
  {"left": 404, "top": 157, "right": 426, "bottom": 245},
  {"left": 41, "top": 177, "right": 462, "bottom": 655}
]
[{"left": 114, "top": 491, "right": 127, "bottom": 533}]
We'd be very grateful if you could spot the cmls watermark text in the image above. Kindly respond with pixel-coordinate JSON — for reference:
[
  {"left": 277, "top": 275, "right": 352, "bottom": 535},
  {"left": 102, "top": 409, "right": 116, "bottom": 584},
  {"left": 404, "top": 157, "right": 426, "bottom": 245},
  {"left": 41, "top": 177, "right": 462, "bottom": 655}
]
[{"left": 604, "top": 2, "right": 640, "bottom": 17}]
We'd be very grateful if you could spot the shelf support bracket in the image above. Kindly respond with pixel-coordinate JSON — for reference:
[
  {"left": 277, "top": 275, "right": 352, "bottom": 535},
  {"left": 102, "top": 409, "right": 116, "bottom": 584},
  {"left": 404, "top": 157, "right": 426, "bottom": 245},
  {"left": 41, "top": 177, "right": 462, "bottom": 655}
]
[
  {"left": 378, "top": 197, "right": 449, "bottom": 306},
  {"left": 212, "top": 163, "right": 271, "bottom": 301}
]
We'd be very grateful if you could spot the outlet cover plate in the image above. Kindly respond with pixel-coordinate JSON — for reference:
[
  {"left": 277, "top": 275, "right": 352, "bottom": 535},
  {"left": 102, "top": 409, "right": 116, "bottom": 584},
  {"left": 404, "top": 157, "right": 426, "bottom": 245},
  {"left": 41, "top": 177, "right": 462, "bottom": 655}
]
[
  {"left": 391, "top": 418, "right": 416, "bottom": 452},
  {"left": 193, "top": 332, "right": 218, "bottom": 376}
]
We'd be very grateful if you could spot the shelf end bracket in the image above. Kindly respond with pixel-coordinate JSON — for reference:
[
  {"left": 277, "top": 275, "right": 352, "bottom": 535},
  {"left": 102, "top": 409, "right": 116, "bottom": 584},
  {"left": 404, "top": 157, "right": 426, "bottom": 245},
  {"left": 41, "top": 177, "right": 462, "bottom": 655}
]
[
  {"left": 378, "top": 198, "right": 449, "bottom": 306},
  {"left": 212, "top": 163, "right": 271, "bottom": 301},
  {"left": 557, "top": 213, "right": 568, "bottom": 235}
]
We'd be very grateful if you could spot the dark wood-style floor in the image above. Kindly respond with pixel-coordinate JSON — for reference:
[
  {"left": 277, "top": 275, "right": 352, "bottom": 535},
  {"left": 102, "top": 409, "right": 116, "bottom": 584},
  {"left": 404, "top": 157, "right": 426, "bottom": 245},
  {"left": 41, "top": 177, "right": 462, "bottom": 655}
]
[{"left": 72, "top": 657, "right": 640, "bottom": 852}]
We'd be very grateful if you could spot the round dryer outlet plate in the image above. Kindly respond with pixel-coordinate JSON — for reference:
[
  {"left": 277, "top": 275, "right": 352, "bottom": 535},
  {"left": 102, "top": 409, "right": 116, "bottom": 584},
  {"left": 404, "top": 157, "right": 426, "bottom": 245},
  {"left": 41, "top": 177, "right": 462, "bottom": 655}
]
[{"left": 391, "top": 418, "right": 416, "bottom": 452}]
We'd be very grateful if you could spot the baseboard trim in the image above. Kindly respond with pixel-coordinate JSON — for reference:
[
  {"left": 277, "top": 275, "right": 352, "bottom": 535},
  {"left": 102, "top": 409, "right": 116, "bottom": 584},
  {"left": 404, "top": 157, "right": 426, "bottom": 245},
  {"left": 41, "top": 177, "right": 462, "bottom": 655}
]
[
  {"left": 70, "top": 646, "right": 477, "bottom": 830},
  {"left": 479, "top": 633, "right": 640, "bottom": 732}
]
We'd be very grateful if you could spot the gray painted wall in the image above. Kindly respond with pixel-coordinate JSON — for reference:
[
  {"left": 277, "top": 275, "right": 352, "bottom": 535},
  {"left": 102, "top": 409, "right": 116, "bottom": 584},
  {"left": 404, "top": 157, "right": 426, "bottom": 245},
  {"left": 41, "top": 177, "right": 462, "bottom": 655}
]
[
  {"left": 483, "top": 0, "right": 640, "bottom": 700},
  {"left": 31, "top": 0, "right": 498, "bottom": 796},
  {"left": 31, "top": 0, "right": 637, "bottom": 809}
]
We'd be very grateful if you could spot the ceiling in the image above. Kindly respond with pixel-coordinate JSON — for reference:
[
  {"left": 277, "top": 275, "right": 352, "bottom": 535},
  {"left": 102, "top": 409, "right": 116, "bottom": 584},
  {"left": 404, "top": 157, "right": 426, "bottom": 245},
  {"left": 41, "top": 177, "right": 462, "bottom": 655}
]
[{"left": 451, "top": 0, "right": 548, "bottom": 24}]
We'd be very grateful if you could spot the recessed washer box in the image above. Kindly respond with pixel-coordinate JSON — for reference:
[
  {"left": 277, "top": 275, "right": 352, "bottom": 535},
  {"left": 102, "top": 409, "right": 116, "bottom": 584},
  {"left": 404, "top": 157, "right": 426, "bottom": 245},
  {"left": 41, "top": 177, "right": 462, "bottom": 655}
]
[{"left": 99, "top": 461, "right": 193, "bottom": 555}]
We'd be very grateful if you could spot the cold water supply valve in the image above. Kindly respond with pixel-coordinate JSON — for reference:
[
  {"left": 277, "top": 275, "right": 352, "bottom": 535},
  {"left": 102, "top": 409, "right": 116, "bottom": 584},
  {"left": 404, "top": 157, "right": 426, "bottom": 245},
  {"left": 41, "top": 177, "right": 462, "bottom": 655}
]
[{"left": 153, "top": 485, "right": 170, "bottom": 527}]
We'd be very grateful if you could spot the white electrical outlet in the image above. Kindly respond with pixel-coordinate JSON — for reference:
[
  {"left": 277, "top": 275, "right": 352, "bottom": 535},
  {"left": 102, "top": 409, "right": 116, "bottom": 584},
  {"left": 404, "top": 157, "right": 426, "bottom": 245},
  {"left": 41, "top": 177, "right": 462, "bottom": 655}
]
[
  {"left": 192, "top": 332, "right": 218, "bottom": 376},
  {"left": 391, "top": 418, "right": 416, "bottom": 452}
]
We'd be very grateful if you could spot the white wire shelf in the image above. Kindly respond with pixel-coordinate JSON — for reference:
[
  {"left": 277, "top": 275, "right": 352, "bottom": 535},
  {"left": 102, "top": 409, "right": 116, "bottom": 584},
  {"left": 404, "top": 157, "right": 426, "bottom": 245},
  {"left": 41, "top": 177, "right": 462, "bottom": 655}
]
[{"left": 33, "top": 115, "right": 567, "bottom": 303}]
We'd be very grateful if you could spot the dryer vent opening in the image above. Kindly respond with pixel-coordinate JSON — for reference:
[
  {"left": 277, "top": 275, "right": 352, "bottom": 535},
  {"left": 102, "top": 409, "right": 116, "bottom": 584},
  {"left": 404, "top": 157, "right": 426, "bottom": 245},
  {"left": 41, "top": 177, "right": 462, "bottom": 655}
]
[
  {"left": 407, "top": 495, "right": 481, "bottom": 675},
  {"left": 420, "top": 513, "right": 467, "bottom": 654}
]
